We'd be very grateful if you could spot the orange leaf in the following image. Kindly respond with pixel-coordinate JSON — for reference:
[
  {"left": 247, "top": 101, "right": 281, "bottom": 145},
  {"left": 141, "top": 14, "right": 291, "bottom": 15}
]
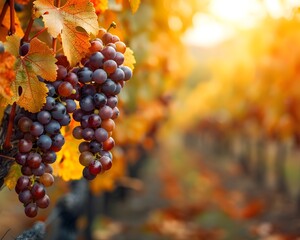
[
  {"left": 90, "top": 0, "right": 108, "bottom": 14},
  {"left": 128, "top": 0, "right": 140, "bottom": 13},
  {"left": 5, "top": 35, "right": 57, "bottom": 112},
  {"left": 34, "top": 0, "right": 99, "bottom": 66},
  {"left": 0, "top": 52, "right": 16, "bottom": 98},
  {"left": 0, "top": 0, "right": 24, "bottom": 42}
]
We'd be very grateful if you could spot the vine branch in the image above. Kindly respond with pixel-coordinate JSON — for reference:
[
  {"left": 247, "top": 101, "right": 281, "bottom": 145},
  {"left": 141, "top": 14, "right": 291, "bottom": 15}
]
[{"left": 9, "top": 0, "right": 15, "bottom": 35}]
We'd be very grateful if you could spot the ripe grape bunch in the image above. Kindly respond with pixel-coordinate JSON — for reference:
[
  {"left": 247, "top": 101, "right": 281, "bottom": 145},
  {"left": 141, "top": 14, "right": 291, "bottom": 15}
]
[
  {"left": 72, "top": 27, "right": 132, "bottom": 180},
  {"left": 12, "top": 27, "right": 132, "bottom": 217},
  {"left": 14, "top": 42, "right": 78, "bottom": 218}
]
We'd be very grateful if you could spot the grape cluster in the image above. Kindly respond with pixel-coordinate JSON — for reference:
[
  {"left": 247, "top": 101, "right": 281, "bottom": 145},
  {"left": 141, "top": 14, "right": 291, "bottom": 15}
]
[
  {"left": 13, "top": 28, "right": 132, "bottom": 217},
  {"left": 14, "top": 62, "right": 77, "bottom": 217},
  {"left": 71, "top": 29, "right": 132, "bottom": 180}
]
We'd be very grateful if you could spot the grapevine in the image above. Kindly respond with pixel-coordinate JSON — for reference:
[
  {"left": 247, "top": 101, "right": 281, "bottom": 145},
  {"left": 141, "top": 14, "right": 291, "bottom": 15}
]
[{"left": 0, "top": 0, "right": 134, "bottom": 218}]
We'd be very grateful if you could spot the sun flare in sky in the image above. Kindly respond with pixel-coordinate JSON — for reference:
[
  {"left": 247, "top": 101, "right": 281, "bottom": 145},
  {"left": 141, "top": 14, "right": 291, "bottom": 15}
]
[{"left": 183, "top": 0, "right": 300, "bottom": 47}]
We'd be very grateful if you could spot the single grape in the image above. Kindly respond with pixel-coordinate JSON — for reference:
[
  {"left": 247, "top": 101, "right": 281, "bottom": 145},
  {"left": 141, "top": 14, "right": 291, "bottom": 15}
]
[
  {"left": 15, "top": 153, "right": 28, "bottom": 165},
  {"left": 92, "top": 69, "right": 107, "bottom": 84},
  {"left": 82, "top": 128, "right": 94, "bottom": 141},
  {"left": 94, "top": 128, "right": 109, "bottom": 143},
  {"left": 31, "top": 183, "right": 46, "bottom": 200},
  {"left": 114, "top": 52, "right": 125, "bottom": 65},
  {"left": 39, "top": 173, "right": 54, "bottom": 187},
  {"left": 42, "top": 151, "right": 57, "bottom": 164},
  {"left": 88, "top": 114, "right": 102, "bottom": 128},
  {"left": 99, "top": 155, "right": 112, "bottom": 171},
  {"left": 37, "top": 111, "right": 51, "bottom": 125},
  {"left": 79, "top": 96, "right": 95, "bottom": 112},
  {"left": 78, "top": 67, "right": 93, "bottom": 83},
  {"left": 99, "top": 105, "right": 113, "bottom": 120},
  {"left": 79, "top": 141, "right": 90, "bottom": 153},
  {"left": 30, "top": 122, "right": 44, "bottom": 137},
  {"left": 102, "top": 137, "right": 115, "bottom": 151},
  {"left": 110, "top": 68, "right": 125, "bottom": 82},
  {"left": 65, "top": 99, "right": 77, "bottom": 113},
  {"left": 79, "top": 151, "right": 94, "bottom": 166},
  {"left": 19, "top": 190, "right": 32, "bottom": 204},
  {"left": 37, "top": 135, "right": 52, "bottom": 151},
  {"left": 16, "top": 176, "right": 31, "bottom": 191},
  {"left": 103, "top": 60, "right": 117, "bottom": 74},
  {"left": 64, "top": 72, "right": 79, "bottom": 86},
  {"left": 88, "top": 52, "right": 104, "bottom": 69},
  {"left": 94, "top": 93, "right": 107, "bottom": 107},
  {"left": 25, "top": 203, "right": 38, "bottom": 218},
  {"left": 101, "top": 46, "right": 116, "bottom": 60},
  {"left": 58, "top": 82, "right": 73, "bottom": 97},
  {"left": 107, "top": 96, "right": 118, "bottom": 108},
  {"left": 88, "top": 160, "right": 102, "bottom": 175},
  {"left": 115, "top": 41, "right": 126, "bottom": 54},
  {"left": 27, "top": 152, "right": 42, "bottom": 169},
  {"left": 82, "top": 167, "right": 96, "bottom": 180},
  {"left": 52, "top": 103, "right": 66, "bottom": 120},
  {"left": 120, "top": 66, "right": 132, "bottom": 81},
  {"left": 36, "top": 194, "right": 50, "bottom": 208},
  {"left": 19, "top": 43, "right": 30, "bottom": 56},
  {"left": 57, "top": 65, "right": 68, "bottom": 79},
  {"left": 45, "top": 120, "right": 61, "bottom": 135},
  {"left": 72, "top": 126, "right": 83, "bottom": 139},
  {"left": 32, "top": 163, "right": 45, "bottom": 176},
  {"left": 18, "top": 117, "right": 33, "bottom": 133},
  {"left": 18, "top": 139, "right": 33, "bottom": 153}
]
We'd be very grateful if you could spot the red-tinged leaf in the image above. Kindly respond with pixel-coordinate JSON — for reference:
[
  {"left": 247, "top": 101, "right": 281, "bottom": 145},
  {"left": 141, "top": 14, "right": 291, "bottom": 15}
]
[
  {"left": 34, "top": 0, "right": 99, "bottom": 66},
  {"left": 5, "top": 35, "right": 57, "bottom": 113}
]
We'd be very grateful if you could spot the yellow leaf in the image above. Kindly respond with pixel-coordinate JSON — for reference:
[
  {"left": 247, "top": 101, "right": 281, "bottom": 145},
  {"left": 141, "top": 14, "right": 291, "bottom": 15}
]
[
  {"left": 128, "top": 0, "right": 140, "bottom": 13},
  {"left": 5, "top": 35, "right": 57, "bottom": 112},
  {"left": 0, "top": 52, "right": 16, "bottom": 99},
  {"left": 90, "top": 0, "right": 108, "bottom": 14},
  {"left": 34, "top": 0, "right": 99, "bottom": 66},
  {"left": 4, "top": 163, "right": 22, "bottom": 190},
  {"left": 0, "top": 0, "right": 24, "bottom": 42},
  {"left": 123, "top": 47, "right": 135, "bottom": 71},
  {"left": 53, "top": 123, "right": 84, "bottom": 181}
]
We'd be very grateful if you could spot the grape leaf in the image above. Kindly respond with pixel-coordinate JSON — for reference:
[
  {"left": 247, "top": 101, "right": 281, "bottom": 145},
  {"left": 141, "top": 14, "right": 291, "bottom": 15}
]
[
  {"left": 34, "top": 0, "right": 99, "bottom": 66},
  {"left": 123, "top": 47, "right": 136, "bottom": 71},
  {"left": 5, "top": 35, "right": 57, "bottom": 113},
  {"left": 53, "top": 122, "right": 84, "bottom": 181},
  {"left": 90, "top": 0, "right": 108, "bottom": 14},
  {"left": 128, "top": 0, "right": 140, "bottom": 13},
  {"left": 0, "top": 52, "right": 16, "bottom": 99},
  {"left": 4, "top": 163, "right": 22, "bottom": 190},
  {"left": 0, "top": 0, "right": 24, "bottom": 42}
]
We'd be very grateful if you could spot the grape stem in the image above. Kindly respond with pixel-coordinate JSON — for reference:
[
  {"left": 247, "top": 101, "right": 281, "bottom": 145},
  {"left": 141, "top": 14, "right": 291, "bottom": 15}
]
[
  {"left": 8, "top": 0, "right": 15, "bottom": 35},
  {"left": 29, "top": 27, "right": 48, "bottom": 41},
  {"left": 3, "top": 102, "right": 16, "bottom": 150},
  {"left": 0, "top": 154, "right": 15, "bottom": 160},
  {"left": 52, "top": 38, "right": 57, "bottom": 53},
  {"left": 107, "top": 22, "right": 117, "bottom": 32},
  {"left": 54, "top": 0, "right": 60, "bottom": 7},
  {"left": 0, "top": 0, "right": 9, "bottom": 27},
  {"left": 22, "top": 17, "right": 34, "bottom": 44}
]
